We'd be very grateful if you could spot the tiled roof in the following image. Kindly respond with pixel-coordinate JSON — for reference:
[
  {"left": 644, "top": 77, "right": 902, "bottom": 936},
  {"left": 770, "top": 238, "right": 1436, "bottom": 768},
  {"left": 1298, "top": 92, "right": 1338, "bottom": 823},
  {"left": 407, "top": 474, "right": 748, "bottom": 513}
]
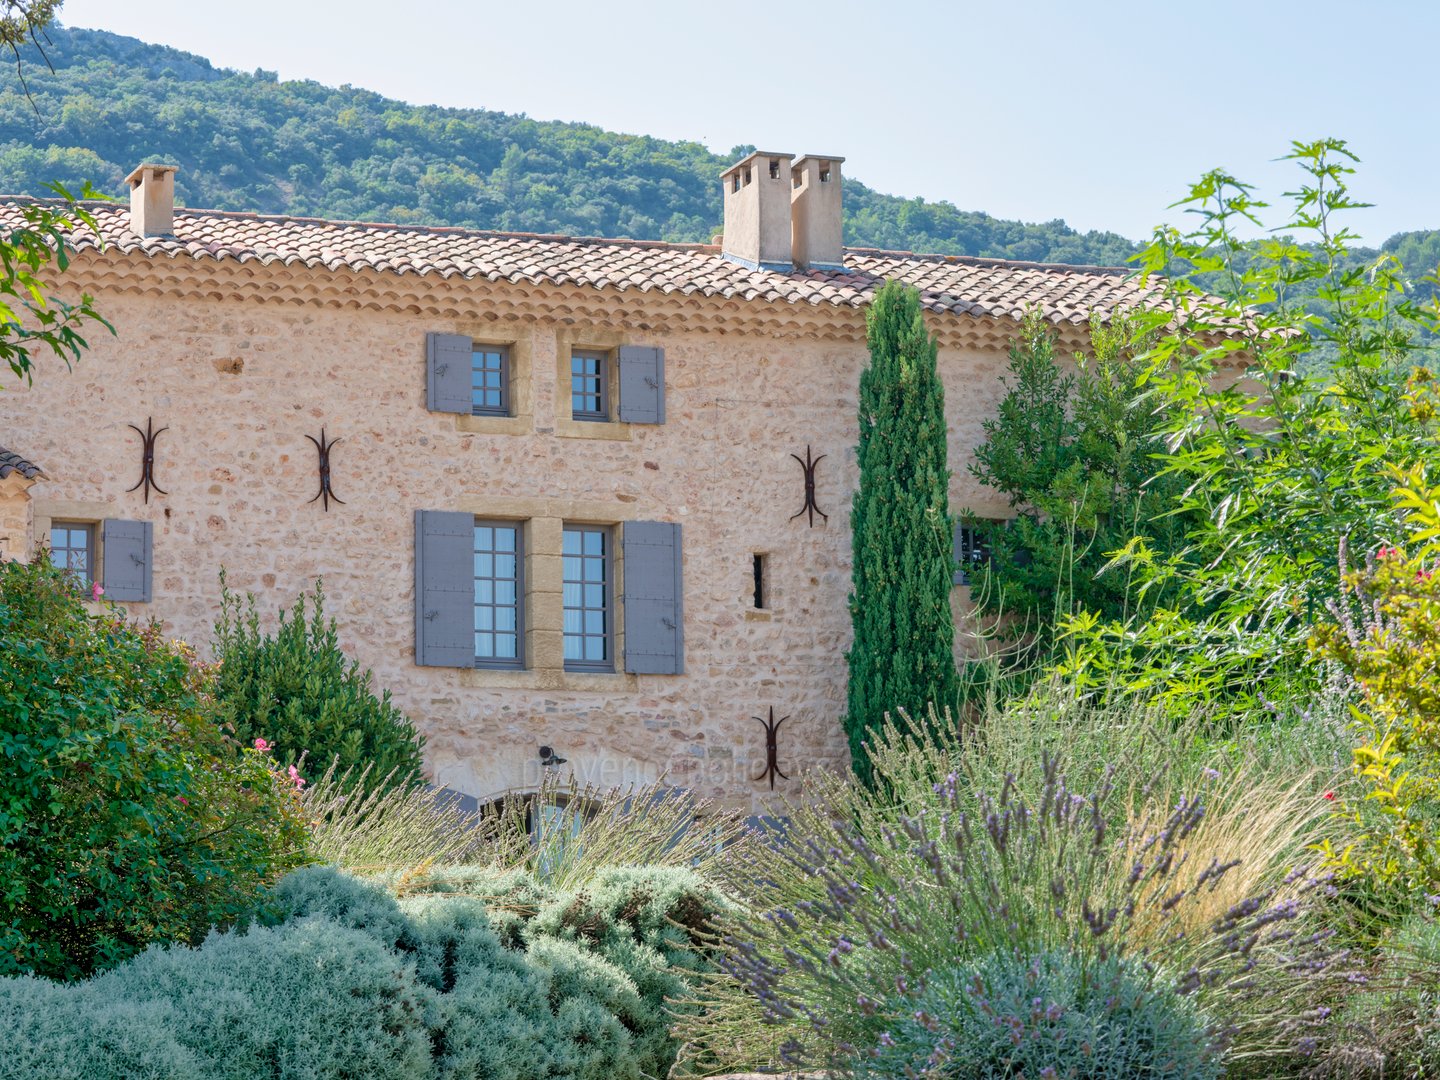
[
  {"left": 0, "top": 201, "right": 1166, "bottom": 327},
  {"left": 0, "top": 447, "right": 41, "bottom": 480}
]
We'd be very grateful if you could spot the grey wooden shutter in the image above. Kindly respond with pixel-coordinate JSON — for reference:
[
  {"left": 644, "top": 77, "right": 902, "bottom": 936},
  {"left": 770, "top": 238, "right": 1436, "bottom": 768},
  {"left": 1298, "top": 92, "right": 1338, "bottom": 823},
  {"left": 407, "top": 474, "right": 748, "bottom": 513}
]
[
  {"left": 426, "top": 333, "right": 473, "bottom": 415},
  {"left": 415, "top": 510, "right": 475, "bottom": 667},
  {"left": 101, "top": 519, "right": 152, "bottom": 602},
  {"left": 953, "top": 521, "right": 967, "bottom": 585},
  {"left": 617, "top": 346, "right": 665, "bottom": 424},
  {"left": 622, "top": 521, "right": 683, "bottom": 674}
]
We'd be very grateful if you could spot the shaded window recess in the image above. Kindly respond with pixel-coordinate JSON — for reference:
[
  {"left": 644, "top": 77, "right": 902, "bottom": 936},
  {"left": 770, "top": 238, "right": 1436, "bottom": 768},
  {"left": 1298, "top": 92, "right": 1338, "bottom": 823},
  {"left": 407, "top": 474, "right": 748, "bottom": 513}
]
[
  {"left": 956, "top": 525, "right": 994, "bottom": 586},
  {"left": 752, "top": 553, "right": 768, "bottom": 609}
]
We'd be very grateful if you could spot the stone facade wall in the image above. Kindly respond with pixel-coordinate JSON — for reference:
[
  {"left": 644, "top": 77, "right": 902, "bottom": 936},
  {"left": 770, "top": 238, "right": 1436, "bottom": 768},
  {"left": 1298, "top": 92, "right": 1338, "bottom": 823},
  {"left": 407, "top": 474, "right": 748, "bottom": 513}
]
[{"left": 0, "top": 255, "right": 1025, "bottom": 812}]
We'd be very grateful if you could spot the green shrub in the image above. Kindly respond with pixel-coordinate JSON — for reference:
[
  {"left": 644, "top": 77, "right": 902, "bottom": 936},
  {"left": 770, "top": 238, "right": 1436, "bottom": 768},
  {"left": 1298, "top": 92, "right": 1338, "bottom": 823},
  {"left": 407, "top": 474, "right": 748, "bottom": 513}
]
[
  {"left": 846, "top": 279, "right": 959, "bottom": 782},
  {"left": 0, "top": 557, "right": 308, "bottom": 980},
  {"left": 292, "top": 863, "right": 726, "bottom": 1079},
  {"left": 212, "top": 576, "right": 425, "bottom": 791},
  {"left": 528, "top": 865, "right": 729, "bottom": 1071},
  {"left": 0, "top": 919, "right": 435, "bottom": 1080},
  {"left": 967, "top": 308, "right": 1196, "bottom": 667},
  {"left": 3, "top": 862, "right": 728, "bottom": 1080},
  {"left": 1063, "top": 141, "right": 1440, "bottom": 722},
  {"left": 858, "top": 947, "right": 1220, "bottom": 1080}
]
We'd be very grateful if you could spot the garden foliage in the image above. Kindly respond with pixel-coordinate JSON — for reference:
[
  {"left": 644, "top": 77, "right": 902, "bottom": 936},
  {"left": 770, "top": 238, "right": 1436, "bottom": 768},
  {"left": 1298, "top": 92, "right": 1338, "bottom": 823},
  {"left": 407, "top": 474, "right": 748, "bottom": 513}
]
[
  {"left": 696, "top": 699, "right": 1344, "bottom": 1076},
  {"left": 846, "top": 279, "right": 959, "bottom": 781},
  {"left": 857, "top": 947, "right": 1219, "bottom": 1080},
  {"left": 967, "top": 307, "right": 1196, "bottom": 661},
  {"left": 1056, "top": 140, "right": 1440, "bottom": 717},
  {"left": 1313, "top": 468, "right": 1440, "bottom": 892},
  {"left": 0, "top": 557, "right": 308, "bottom": 980},
  {"left": 1309, "top": 911, "right": 1440, "bottom": 1077},
  {"left": 0, "top": 177, "right": 109, "bottom": 387},
  {"left": 212, "top": 577, "right": 425, "bottom": 791},
  {"left": 0, "top": 863, "right": 728, "bottom": 1080}
]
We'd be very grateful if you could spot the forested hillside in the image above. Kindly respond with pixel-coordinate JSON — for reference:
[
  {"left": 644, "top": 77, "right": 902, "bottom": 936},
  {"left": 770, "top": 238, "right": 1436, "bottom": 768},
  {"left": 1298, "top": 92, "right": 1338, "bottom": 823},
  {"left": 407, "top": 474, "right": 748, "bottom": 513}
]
[
  {"left": 0, "top": 23, "right": 1435, "bottom": 286},
  {"left": 0, "top": 24, "right": 1146, "bottom": 262}
]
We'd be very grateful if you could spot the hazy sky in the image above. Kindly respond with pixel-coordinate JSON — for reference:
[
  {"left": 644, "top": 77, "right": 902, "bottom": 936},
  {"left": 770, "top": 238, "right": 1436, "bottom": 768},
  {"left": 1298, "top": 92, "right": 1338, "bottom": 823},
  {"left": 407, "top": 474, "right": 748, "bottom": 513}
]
[{"left": 54, "top": 0, "right": 1440, "bottom": 244}]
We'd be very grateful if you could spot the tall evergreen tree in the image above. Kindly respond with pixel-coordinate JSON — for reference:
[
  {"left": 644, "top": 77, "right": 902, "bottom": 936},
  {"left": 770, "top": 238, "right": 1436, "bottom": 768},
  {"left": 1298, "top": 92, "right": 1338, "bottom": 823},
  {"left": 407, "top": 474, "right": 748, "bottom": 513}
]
[{"left": 845, "top": 281, "right": 960, "bottom": 783}]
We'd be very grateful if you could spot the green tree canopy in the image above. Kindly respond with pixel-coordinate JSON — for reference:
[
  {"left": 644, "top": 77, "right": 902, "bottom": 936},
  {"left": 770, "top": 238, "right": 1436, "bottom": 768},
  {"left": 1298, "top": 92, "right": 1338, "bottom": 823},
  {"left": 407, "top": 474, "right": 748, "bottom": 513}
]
[{"left": 845, "top": 281, "right": 959, "bottom": 782}]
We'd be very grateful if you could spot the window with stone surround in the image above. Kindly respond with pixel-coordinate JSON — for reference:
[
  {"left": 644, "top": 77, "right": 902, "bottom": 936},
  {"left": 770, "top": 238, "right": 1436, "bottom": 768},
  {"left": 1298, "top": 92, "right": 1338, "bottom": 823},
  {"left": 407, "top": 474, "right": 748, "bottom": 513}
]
[
  {"left": 953, "top": 521, "right": 1017, "bottom": 587},
  {"left": 474, "top": 520, "right": 523, "bottom": 668},
  {"left": 471, "top": 344, "right": 510, "bottom": 417},
  {"left": 570, "top": 350, "right": 609, "bottom": 421},
  {"left": 562, "top": 524, "right": 612, "bottom": 672},
  {"left": 49, "top": 521, "right": 94, "bottom": 585}
]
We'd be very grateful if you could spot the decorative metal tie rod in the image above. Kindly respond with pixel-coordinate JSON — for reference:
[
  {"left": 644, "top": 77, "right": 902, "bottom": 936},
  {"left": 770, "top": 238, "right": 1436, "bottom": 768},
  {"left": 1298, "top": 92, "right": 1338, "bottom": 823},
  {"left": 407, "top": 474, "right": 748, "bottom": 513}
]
[
  {"left": 305, "top": 426, "right": 345, "bottom": 511},
  {"left": 126, "top": 416, "right": 168, "bottom": 503},
  {"left": 789, "top": 445, "right": 827, "bottom": 527}
]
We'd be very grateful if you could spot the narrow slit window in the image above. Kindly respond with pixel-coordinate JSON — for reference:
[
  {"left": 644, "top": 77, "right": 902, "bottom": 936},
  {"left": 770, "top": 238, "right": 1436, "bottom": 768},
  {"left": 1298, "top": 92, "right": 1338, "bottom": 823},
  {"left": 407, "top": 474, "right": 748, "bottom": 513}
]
[
  {"left": 562, "top": 525, "right": 612, "bottom": 672},
  {"left": 474, "top": 520, "right": 524, "bottom": 669},
  {"left": 752, "top": 553, "right": 766, "bottom": 609}
]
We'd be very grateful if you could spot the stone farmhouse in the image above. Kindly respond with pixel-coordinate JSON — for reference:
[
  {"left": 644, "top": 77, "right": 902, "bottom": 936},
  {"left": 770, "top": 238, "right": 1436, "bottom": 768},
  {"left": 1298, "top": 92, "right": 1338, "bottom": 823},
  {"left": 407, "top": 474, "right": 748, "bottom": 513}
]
[{"left": 0, "top": 153, "right": 1160, "bottom": 811}]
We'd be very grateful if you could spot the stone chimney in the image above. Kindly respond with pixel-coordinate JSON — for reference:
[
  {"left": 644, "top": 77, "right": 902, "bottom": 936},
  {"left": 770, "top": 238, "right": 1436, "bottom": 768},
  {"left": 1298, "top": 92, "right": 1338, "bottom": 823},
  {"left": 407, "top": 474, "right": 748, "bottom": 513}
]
[
  {"left": 790, "top": 155, "right": 845, "bottom": 272},
  {"left": 719, "top": 151, "right": 794, "bottom": 271},
  {"left": 125, "top": 163, "right": 178, "bottom": 238}
]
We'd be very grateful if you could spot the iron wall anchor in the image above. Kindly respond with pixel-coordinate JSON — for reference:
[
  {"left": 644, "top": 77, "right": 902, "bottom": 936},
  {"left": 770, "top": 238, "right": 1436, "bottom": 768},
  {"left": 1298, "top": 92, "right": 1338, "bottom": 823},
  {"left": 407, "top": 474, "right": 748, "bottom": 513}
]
[
  {"left": 752, "top": 706, "right": 790, "bottom": 790},
  {"left": 305, "top": 426, "right": 345, "bottom": 511},
  {"left": 125, "top": 416, "right": 169, "bottom": 503},
  {"left": 789, "top": 445, "right": 827, "bottom": 527}
]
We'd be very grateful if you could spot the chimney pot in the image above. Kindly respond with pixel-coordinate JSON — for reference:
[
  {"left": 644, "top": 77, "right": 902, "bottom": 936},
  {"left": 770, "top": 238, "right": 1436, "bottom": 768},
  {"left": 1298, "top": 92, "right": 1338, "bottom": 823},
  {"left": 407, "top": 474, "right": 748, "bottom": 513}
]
[
  {"left": 719, "top": 150, "right": 794, "bottom": 271},
  {"left": 790, "top": 155, "right": 846, "bottom": 272},
  {"left": 125, "top": 163, "right": 178, "bottom": 238}
]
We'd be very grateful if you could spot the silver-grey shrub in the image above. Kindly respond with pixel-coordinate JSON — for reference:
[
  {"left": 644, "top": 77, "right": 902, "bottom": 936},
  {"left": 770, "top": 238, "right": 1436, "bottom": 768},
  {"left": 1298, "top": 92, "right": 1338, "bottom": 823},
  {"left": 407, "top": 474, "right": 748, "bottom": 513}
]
[
  {"left": 0, "top": 863, "right": 729, "bottom": 1080},
  {"left": 0, "top": 918, "right": 434, "bottom": 1080},
  {"left": 857, "top": 947, "right": 1220, "bottom": 1080}
]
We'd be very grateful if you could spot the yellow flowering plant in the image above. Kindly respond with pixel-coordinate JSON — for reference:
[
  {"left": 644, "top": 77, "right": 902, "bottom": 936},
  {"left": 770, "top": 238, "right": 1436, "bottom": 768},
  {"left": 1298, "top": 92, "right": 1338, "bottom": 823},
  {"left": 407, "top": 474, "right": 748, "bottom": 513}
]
[{"left": 1312, "top": 465, "right": 1440, "bottom": 890}]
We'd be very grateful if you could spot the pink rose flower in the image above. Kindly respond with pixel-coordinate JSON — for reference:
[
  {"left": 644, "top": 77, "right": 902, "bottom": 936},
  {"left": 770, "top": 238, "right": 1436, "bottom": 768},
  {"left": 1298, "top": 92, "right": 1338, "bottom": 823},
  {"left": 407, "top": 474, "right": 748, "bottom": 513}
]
[
  {"left": 254, "top": 738, "right": 270, "bottom": 753},
  {"left": 90, "top": 581, "right": 104, "bottom": 600}
]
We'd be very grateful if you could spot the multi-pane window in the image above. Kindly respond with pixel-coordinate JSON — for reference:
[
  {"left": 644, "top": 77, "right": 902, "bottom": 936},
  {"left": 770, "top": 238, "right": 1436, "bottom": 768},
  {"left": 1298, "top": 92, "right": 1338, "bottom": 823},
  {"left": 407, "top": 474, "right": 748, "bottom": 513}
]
[
  {"left": 49, "top": 521, "right": 94, "bottom": 585},
  {"left": 955, "top": 524, "right": 994, "bottom": 586},
  {"left": 570, "top": 350, "right": 608, "bottom": 421},
  {"left": 471, "top": 344, "right": 509, "bottom": 416},
  {"left": 562, "top": 525, "right": 611, "bottom": 670},
  {"left": 474, "top": 521, "right": 523, "bottom": 668}
]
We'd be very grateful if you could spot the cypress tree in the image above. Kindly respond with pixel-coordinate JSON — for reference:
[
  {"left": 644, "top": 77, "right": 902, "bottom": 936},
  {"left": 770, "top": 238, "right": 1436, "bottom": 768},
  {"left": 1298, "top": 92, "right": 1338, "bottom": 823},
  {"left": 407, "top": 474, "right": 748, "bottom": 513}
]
[{"left": 845, "top": 280, "right": 960, "bottom": 783}]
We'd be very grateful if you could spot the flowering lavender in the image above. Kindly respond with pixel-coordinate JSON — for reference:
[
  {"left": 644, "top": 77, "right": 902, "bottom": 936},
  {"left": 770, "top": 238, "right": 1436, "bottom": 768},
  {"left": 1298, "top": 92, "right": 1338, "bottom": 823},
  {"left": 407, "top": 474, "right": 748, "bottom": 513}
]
[{"left": 713, "top": 717, "right": 1349, "bottom": 1074}]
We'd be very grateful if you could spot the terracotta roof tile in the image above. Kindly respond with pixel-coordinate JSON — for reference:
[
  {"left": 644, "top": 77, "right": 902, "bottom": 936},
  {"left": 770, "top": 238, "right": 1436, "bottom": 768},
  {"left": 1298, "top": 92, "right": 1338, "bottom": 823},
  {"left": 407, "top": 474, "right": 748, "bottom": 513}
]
[
  {"left": 0, "top": 201, "right": 1167, "bottom": 326},
  {"left": 0, "top": 446, "right": 42, "bottom": 480}
]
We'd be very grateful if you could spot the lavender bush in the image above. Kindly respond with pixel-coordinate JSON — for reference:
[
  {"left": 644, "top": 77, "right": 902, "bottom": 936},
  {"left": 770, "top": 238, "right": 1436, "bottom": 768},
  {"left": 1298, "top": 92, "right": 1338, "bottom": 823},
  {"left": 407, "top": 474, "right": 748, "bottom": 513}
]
[
  {"left": 697, "top": 714, "right": 1347, "bottom": 1077},
  {"left": 856, "top": 947, "right": 1218, "bottom": 1080}
]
